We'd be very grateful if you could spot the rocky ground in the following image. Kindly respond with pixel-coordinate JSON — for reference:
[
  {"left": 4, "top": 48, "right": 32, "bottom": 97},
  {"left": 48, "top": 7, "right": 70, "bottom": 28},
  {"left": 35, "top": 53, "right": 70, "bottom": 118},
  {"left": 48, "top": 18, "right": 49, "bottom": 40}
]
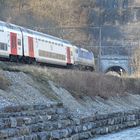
[
  {"left": 0, "top": 64, "right": 140, "bottom": 139},
  {"left": 49, "top": 80, "right": 140, "bottom": 117},
  {"left": 0, "top": 64, "right": 140, "bottom": 118},
  {"left": 0, "top": 71, "right": 51, "bottom": 108}
]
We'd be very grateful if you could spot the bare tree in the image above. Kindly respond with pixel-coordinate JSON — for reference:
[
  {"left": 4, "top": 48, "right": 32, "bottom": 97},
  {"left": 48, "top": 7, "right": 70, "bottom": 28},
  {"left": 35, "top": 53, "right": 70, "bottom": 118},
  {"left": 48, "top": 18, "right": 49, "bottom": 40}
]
[{"left": 131, "top": 46, "right": 140, "bottom": 74}]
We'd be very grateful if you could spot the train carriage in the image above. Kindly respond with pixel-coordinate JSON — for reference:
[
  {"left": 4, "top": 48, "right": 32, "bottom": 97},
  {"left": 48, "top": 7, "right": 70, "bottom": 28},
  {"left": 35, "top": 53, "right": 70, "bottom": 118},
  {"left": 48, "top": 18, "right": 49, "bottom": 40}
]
[
  {"left": 36, "top": 37, "right": 68, "bottom": 66},
  {"left": 0, "top": 21, "right": 23, "bottom": 61},
  {"left": 21, "top": 27, "right": 70, "bottom": 66},
  {"left": 0, "top": 20, "right": 95, "bottom": 71}
]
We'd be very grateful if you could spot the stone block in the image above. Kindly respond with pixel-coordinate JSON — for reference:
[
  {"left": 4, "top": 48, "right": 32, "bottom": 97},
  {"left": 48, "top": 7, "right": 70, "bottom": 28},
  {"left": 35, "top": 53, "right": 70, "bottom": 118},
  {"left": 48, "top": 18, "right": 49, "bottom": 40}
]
[
  {"left": 18, "top": 126, "right": 30, "bottom": 135},
  {"left": 9, "top": 136, "right": 24, "bottom": 140},
  {"left": 37, "top": 132, "right": 50, "bottom": 140},
  {"left": 108, "top": 118, "right": 115, "bottom": 125},
  {"left": 10, "top": 117, "right": 17, "bottom": 128},
  {"left": 79, "top": 131, "right": 91, "bottom": 139},
  {"left": 127, "top": 115, "right": 136, "bottom": 121},
  {"left": 24, "top": 133, "right": 38, "bottom": 140}
]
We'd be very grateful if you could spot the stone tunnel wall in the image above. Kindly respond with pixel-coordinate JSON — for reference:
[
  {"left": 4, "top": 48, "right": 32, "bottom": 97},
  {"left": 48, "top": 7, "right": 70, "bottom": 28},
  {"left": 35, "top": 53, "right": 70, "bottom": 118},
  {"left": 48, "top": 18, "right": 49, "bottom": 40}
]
[{"left": 0, "top": 103, "right": 140, "bottom": 140}]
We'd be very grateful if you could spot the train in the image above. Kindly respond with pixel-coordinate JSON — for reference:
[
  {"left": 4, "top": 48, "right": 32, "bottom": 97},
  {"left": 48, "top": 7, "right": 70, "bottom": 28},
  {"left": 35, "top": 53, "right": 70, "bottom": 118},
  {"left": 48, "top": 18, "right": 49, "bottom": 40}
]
[{"left": 0, "top": 20, "right": 95, "bottom": 71}]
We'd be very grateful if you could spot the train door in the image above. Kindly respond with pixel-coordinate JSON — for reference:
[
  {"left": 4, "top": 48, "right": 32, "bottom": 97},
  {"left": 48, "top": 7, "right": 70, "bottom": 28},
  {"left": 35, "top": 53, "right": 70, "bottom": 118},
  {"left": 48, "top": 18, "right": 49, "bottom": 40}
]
[
  {"left": 67, "top": 47, "right": 71, "bottom": 64},
  {"left": 28, "top": 36, "right": 34, "bottom": 58},
  {"left": 10, "top": 32, "right": 17, "bottom": 55}
]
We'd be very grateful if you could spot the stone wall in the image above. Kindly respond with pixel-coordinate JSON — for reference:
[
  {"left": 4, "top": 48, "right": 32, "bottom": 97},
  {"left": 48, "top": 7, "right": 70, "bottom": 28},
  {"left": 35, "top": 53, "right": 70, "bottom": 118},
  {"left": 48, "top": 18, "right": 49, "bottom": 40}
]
[{"left": 0, "top": 103, "right": 140, "bottom": 139}]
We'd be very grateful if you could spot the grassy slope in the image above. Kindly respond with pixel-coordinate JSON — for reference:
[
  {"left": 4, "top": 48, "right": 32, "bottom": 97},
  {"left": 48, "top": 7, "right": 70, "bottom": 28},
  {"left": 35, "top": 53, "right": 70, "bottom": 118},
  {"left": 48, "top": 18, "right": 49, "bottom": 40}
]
[{"left": 0, "top": 62, "right": 140, "bottom": 100}]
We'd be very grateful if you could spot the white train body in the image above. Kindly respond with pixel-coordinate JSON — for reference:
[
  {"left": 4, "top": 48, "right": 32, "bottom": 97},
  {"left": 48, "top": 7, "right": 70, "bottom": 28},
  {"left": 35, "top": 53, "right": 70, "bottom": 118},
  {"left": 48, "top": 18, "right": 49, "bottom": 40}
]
[
  {"left": 0, "top": 21, "right": 95, "bottom": 70},
  {"left": 0, "top": 21, "right": 23, "bottom": 58}
]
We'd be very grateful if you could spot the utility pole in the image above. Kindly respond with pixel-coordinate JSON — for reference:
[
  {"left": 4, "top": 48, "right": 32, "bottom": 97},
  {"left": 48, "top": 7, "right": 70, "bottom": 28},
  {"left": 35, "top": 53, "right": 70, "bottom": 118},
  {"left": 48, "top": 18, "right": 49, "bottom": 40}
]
[
  {"left": 98, "top": 27, "right": 102, "bottom": 72},
  {"left": 98, "top": 3, "right": 102, "bottom": 72}
]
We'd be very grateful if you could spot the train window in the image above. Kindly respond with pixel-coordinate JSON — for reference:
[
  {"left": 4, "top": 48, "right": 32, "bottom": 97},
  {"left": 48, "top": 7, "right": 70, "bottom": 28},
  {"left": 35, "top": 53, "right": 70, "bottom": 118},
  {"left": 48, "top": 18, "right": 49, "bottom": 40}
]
[
  {"left": 39, "top": 50, "right": 47, "bottom": 57},
  {"left": 0, "top": 43, "right": 7, "bottom": 51},
  {"left": 50, "top": 52, "right": 52, "bottom": 57},
  {"left": 0, "top": 29, "right": 4, "bottom": 32},
  {"left": 18, "top": 39, "right": 21, "bottom": 46},
  {"left": 39, "top": 49, "right": 65, "bottom": 60}
]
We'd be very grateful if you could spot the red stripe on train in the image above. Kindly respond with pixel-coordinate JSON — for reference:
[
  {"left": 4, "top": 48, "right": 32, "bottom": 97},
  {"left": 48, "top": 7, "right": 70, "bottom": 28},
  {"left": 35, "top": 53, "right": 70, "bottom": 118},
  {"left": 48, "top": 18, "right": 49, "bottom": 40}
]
[
  {"left": 28, "top": 36, "right": 34, "bottom": 58},
  {"left": 67, "top": 47, "right": 71, "bottom": 64},
  {"left": 10, "top": 32, "right": 17, "bottom": 55}
]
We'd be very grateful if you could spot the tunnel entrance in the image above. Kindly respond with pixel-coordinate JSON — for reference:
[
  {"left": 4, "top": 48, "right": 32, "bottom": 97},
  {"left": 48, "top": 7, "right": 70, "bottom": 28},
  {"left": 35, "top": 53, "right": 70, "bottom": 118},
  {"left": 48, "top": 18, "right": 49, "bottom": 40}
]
[{"left": 106, "top": 66, "right": 126, "bottom": 75}]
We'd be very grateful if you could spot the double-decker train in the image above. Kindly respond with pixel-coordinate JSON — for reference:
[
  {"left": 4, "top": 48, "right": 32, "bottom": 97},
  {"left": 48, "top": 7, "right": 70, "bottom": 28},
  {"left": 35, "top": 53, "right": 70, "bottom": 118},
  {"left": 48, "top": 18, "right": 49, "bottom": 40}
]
[{"left": 0, "top": 21, "right": 95, "bottom": 71}]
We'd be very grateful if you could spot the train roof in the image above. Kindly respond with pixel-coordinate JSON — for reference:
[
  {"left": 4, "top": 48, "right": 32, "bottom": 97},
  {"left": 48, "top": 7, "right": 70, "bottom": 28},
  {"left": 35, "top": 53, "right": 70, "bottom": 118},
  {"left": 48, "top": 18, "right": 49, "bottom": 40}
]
[
  {"left": 0, "top": 21, "right": 21, "bottom": 32},
  {"left": 21, "top": 27, "right": 70, "bottom": 44},
  {"left": 0, "top": 21, "right": 70, "bottom": 44},
  {"left": 0, "top": 20, "right": 70, "bottom": 44}
]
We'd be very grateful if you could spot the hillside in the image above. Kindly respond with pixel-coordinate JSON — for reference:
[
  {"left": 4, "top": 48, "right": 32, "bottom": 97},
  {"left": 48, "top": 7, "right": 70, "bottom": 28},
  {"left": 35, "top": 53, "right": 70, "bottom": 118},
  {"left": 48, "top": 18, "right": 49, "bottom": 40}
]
[
  {"left": 0, "top": 1, "right": 140, "bottom": 139},
  {"left": 0, "top": 0, "right": 140, "bottom": 49},
  {"left": 0, "top": 62, "right": 139, "bottom": 139},
  {"left": 0, "top": 62, "right": 140, "bottom": 117}
]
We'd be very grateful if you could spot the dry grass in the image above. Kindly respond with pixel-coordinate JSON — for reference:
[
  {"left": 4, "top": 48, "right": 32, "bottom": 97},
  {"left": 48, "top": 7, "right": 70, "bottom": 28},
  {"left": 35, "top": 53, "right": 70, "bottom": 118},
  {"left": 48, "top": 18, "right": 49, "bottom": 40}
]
[
  {"left": 54, "top": 71, "right": 125, "bottom": 99},
  {"left": 54, "top": 70, "right": 140, "bottom": 99},
  {"left": 1, "top": 62, "right": 140, "bottom": 99}
]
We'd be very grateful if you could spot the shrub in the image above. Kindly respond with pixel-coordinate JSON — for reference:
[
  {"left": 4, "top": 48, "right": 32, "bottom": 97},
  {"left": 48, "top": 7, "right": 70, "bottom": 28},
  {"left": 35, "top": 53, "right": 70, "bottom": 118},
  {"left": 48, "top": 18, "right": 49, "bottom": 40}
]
[
  {"left": 0, "top": 74, "right": 11, "bottom": 90},
  {"left": 54, "top": 70, "right": 127, "bottom": 99}
]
